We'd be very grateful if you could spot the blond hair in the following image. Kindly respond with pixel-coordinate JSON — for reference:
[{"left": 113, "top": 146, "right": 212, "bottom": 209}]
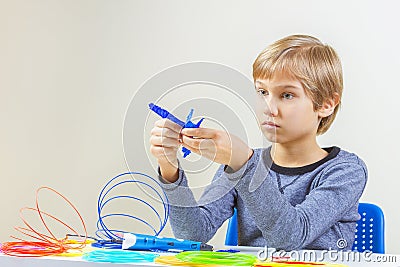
[{"left": 253, "top": 34, "right": 343, "bottom": 135}]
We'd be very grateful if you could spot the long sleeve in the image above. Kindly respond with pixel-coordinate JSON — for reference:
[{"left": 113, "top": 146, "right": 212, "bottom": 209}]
[{"left": 159, "top": 164, "right": 237, "bottom": 243}]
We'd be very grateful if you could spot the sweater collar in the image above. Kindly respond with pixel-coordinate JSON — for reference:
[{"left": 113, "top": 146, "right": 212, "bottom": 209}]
[{"left": 263, "top": 146, "right": 340, "bottom": 175}]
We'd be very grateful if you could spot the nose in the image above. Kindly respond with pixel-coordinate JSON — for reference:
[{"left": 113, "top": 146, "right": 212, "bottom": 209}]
[{"left": 264, "top": 97, "right": 278, "bottom": 117}]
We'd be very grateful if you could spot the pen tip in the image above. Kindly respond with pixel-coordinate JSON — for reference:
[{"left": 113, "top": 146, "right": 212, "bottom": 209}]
[{"left": 200, "top": 243, "right": 213, "bottom": 251}]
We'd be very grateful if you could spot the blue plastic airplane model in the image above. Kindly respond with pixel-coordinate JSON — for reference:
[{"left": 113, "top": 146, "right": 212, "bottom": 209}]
[{"left": 148, "top": 103, "right": 204, "bottom": 157}]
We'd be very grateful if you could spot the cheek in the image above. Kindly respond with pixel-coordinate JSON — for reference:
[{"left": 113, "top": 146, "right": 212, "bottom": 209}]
[
  {"left": 285, "top": 106, "right": 319, "bottom": 129},
  {"left": 255, "top": 98, "right": 265, "bottom": 120},
  {"left": 281, "top": 104, "right": 313, "bottom": 124}
]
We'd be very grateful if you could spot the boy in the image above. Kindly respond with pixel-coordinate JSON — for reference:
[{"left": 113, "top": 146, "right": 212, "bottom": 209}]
[{"left": 149, "top": 34, "right": 367, "bottom": 250}]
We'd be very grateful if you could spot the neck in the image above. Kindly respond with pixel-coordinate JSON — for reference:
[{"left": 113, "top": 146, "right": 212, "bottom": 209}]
[{"left": 270, "top": 140, "right": 328, "bottom": 167}]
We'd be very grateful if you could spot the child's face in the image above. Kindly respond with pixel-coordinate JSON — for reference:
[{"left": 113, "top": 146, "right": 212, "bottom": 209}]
[{"left": 255, "top": 71, "right": 320, "bottom": 144}]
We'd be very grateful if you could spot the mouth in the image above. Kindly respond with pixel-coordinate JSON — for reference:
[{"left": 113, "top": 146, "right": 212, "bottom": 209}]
[{"left": 262, "top": 121, "right": 280, "bottom": 128}]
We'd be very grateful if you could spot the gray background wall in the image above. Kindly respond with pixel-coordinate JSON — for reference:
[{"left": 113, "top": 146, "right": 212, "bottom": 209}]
[{"left": 1, "top": 0, "right": 399, "bottom": 253}]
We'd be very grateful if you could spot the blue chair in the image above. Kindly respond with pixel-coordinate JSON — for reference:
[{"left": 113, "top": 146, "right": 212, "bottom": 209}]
[
  {"left": 225, "top": 208, "right": 238, "bottom": 246},
  {"left": 352, "top": 203, "right": 385, "bottom": 253},
  {"left": 225, "top": 203, "right": 385, "bottom": 253}
]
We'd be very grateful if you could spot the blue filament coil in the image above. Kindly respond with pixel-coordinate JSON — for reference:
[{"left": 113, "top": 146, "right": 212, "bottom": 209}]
[{"left": 95, "top": 172, "right": 170, "bottom": 248}]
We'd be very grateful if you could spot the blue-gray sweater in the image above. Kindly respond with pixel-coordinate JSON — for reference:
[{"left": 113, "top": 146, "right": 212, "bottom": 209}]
[{"left": 160, "top": 147, "right": 367, "bottom": 250}]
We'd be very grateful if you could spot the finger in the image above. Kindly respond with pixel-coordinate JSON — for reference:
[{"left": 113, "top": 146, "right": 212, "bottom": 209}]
[
  {"left": 151, "top": 126, "right": 180, "bottom": 139},
  {"left": 154, "top": 119, "right": 182, "bottom": 133},
  {"left": 180, "top": 142, "right": 200, "bottom": 155},
  {"left": 150, "top": 145, "right": 178, "bottom": 158},
  {"left": 181, "top": 127, "right": 217, "bottom": 139},
  {"left": 181, "top": 141, "right": 217, "bottom": 161},
  {"left": 150, "top": 135, "right": 180, "bottom": 147},
  {"left": 181, "top": 135, "right": 215, "bottom": 150}
]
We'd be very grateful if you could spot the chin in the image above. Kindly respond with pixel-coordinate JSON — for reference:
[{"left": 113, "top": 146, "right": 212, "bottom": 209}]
[
  {"left": 263, "top": 132, "right": 278, "bottom": 143},
  {"left": 263, "top": 133, "right": 291, "bottom": 145}
]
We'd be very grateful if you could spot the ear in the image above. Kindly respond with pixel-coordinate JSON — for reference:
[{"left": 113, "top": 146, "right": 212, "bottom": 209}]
[{"left": 318, "top": 93, "right": 340, "bottom": 118}]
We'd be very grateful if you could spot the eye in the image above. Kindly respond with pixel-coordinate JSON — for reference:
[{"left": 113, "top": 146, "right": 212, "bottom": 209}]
[
  {"left": 256, "top": 89, "right": 268, "bottom": 96},
  {"left": 282, "top": 93, "right": 294, "bottom": 100}
]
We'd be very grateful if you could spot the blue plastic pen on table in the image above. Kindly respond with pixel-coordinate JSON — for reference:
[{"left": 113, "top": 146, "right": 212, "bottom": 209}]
[{"left": 122, "top": 233, "right": 213, "bottom": 252}]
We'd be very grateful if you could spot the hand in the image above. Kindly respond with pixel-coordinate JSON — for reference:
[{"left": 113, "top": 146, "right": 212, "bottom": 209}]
[
  {"left": 181, "top": 128, "right": 253, "bottom": 172},
  {"left": 149, "top": 119, "right": 182, "bottom": 182}
]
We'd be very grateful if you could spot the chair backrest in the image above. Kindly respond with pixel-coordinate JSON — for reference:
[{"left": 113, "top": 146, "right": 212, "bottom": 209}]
[
  {"left": 225, "top": 203, "right": 385, "bottom": 253},
  {"left": 352, "top": 203, "right": 385, "bottom": 253}
]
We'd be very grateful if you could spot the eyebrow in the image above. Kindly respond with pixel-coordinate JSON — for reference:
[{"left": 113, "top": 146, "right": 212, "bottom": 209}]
[{"left": 255, "top": 81, "right": 301, "bottom": 91}]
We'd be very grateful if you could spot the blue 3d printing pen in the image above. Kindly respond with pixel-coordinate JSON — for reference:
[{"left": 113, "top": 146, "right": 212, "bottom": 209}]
[
  {"left": 122, "top": 233, "right": 213, "bottom": 251},
  {"left": 148, "top": 103, "right": 204, "bottom": 157}
]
